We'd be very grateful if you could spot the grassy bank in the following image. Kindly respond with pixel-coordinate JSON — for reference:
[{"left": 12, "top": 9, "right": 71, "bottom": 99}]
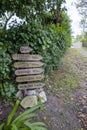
[{"left": 47, "top": 48, "right": 87, "bottom": 101}]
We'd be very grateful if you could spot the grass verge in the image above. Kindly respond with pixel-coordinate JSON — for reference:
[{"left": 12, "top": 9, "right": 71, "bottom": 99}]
[
  {"left": 47, "top": 48, "right": 87, "bottom": 101},
  {"left": 83, "top": 47, "right": 87, "bottom": 51}
]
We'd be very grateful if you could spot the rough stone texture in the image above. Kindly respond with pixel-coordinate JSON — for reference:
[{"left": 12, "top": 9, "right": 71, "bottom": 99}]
[
  {"left": 25, "top": 89, "right": 38, "bottom": 96},
  {"left": 20, "top": 96, "right": 38, "bottom": 109},
  {"left": 38, "top": 91, "right": 47, "bottom": 103},
  {"left": 37, "top": 88, "right": 44, "bottom": 93},
  {"left": 16, "top": 91, "right": 23, "bottom": 99}
]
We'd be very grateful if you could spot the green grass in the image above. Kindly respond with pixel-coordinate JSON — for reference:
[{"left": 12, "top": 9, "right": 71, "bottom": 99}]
[
  {"left": 47, "top": 48, "right": 87, "bottom": 101},
  {"left": 83, "top": 47, "right": 87, "bottom": 51}
]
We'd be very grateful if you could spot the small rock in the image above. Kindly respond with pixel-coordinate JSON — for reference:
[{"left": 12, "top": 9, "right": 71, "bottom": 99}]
[
  {"left": 38, "top": 91, "right": 47, "bottom": 103},
  {"left": 16, "top": 91, "right": 23, "bottom": 99},
  {"left": 83, "top": 106, "right": 87, "bottom": 113},
  {"left": 55, "top": 94, "right": 60, "bottom": 98},
  {"left": 83, "top": 95, "right": 87, "bottom": 99},
  {"left": 25, "top": 90, "right": 37, "bottom": 96},
  {"left": 71, "top": 97, "right": 74, "bottom": 101},
  {"left": 20, "top": 96, "right": 38, "bottom": 109},
  {"left": 43, "top": 116, "right": 47, "bottom": 120},
  {"left": 80, "top": 128, "right": 84, "bottom": 130},
  {"left": 48, "top": 85, "right": 52, "bottom": 88},
  {"left": 37, "top": 88, "right": 43, "bottom": 93}
]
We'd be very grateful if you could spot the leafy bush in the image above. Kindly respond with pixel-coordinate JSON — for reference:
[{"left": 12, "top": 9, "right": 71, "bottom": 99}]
[
  {"left": 0, "top": 11, "right": 71, "bottom": 99},
  {"left": 81, "top": 32, "right": 87, "bottom": 47},
  {"left": 0, "top": 100, "right": 47, "bottom": 130},
  {"left": 0, "top": 29, "right": 17, "bottom": 99},
  {"left": 82, "top": 41, "right": 87, "bottom": 47},
  {"left": 82, "top": 37, "right": 87, "bottom": 47}
]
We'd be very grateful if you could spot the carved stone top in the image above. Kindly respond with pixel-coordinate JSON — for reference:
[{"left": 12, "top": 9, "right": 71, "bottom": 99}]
[{"left": 20, "top": 46, "right": 33, "bottom": 53}]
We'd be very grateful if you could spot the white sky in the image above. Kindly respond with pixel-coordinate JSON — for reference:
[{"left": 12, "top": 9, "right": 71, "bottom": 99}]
[{"left": 66, "top": 0, "right": 82, "bottom": 36}]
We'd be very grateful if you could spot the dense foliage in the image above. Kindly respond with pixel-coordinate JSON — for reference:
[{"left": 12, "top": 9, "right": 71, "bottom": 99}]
[
  {"left": 0, "top": 101, "right": 47, "bottom": 130},
  {"left": 82, "top": 32, "right": 87, "bottom": 47},
  {"left": 0, "top": 0, "right": 71, "bottom": 99}
]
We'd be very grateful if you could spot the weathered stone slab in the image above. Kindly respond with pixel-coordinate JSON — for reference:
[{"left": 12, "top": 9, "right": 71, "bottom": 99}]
[
  {"left": 14, "top": 62, "right": 44, "bottom": 68},
  {"left": 16, "top": 90, "right": 23, "bottom": 99},
  {"left": 38, "top": 91, "right": 47, "bottom": 103},
  {"left": 15, "top": 68, "right": 44, "bottom": 76},
  {"left": 20, "top": 46, "right": 33, "bottom": 53},
  {"left": 18, "top": 82, "right": 45, "bottom": 90},
  {"left": 25, "top": 90, "right": 37, "bottom": 96},
  {"left": 12, "top": 54, "right": 42, "bottom": 61},
  {"left": 16, "top": 74, "right": 44, "bottom": 83},
  {"left": 20, "top": 96, "right": 38, "bottom": 108}
]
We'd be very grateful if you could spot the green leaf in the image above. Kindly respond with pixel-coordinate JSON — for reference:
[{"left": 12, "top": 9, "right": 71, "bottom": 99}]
[
  {"left": 0, "top": 42, "right": 3, "bottom": 45},
  {"left": 31, "top": 122, "right": 47, "bottom": 130},
  {"left": 11, "top": 124, "right": 18, "bottom": 130},
  {"left": 24, "top": 122, "right": 33, "bottom": 130},
  {"left": 24, "top": 121, "right": 47, "bottom": 130},
  {"left": 32, "top": 126, "right": 47, "bottom": 130},
  {"left": 13, "top": 105, "right": 40, "bottom": 124},
  {"left": 20, "top": 128, "right": 29, "bottom": 130},
  {"left": 31, "top": 122, "right": 46, "bottom": 127},
  {"left": 0, "top": 123, "right": 5, "bottom": 130},
  {"left": 14, "top": 113, "right": 36, "bottom": 128},
  {"left": 6, "top": 100, "right": 20, "bottom": 126}
]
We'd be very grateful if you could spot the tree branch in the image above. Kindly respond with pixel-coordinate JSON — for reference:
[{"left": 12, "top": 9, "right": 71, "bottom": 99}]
[{"left": 4, "top": 12, "right": 14, "bottom": 30}]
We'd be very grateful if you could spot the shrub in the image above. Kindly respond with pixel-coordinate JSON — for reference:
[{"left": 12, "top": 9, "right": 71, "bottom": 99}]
[
  {"left": 0, "top": 12, "right": 71, "bottom": 99},
  {"left": 82, "top": 38, "right": 87, "bottom": 47},
  {"left": 0, "top": 100, "right": 47, "bottom": 130}
]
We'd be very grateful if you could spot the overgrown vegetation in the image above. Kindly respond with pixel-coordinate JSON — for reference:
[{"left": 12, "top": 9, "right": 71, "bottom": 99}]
[
  {"left": 47, "top": 48, "right": 87, "bottom": 103},
  {"left": 82, "top": 32, "right": 87, "bottom": 47},
  {"left": 47, "top": 48, "right": 87, "bottom": 102},
  {"left": 0, "top": 100, "right": 47, "bottom": 130},
  {"left": 0, "top": 0, "right": 72, "bottom": 99}
]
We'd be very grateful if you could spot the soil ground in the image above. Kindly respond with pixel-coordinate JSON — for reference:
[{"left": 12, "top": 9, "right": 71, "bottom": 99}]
[{"left": 0, "top": 43, "right": 87, "bottom": 130}]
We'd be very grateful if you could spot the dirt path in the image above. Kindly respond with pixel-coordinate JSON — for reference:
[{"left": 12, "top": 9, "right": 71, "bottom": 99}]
[
  {"left": 74, "top": 47, "right": 87, "bottom": 129},
  {"left": 72, "top": 41, "right": 87, "bottom": 57},
  {"left": 36, "top": 47, "right": 87, "bottom": 130},
  {"left": 78, "top": 48, "right": 87, "bottom": 57}
]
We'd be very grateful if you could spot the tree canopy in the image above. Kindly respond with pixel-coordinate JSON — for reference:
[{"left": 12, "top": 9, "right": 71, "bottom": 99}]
[
  {"left": 0, "top": 0, "right": 66, "bottom": 29},
  {"left": 76, "top": 0, "right": 87, "bottom": 32}
]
